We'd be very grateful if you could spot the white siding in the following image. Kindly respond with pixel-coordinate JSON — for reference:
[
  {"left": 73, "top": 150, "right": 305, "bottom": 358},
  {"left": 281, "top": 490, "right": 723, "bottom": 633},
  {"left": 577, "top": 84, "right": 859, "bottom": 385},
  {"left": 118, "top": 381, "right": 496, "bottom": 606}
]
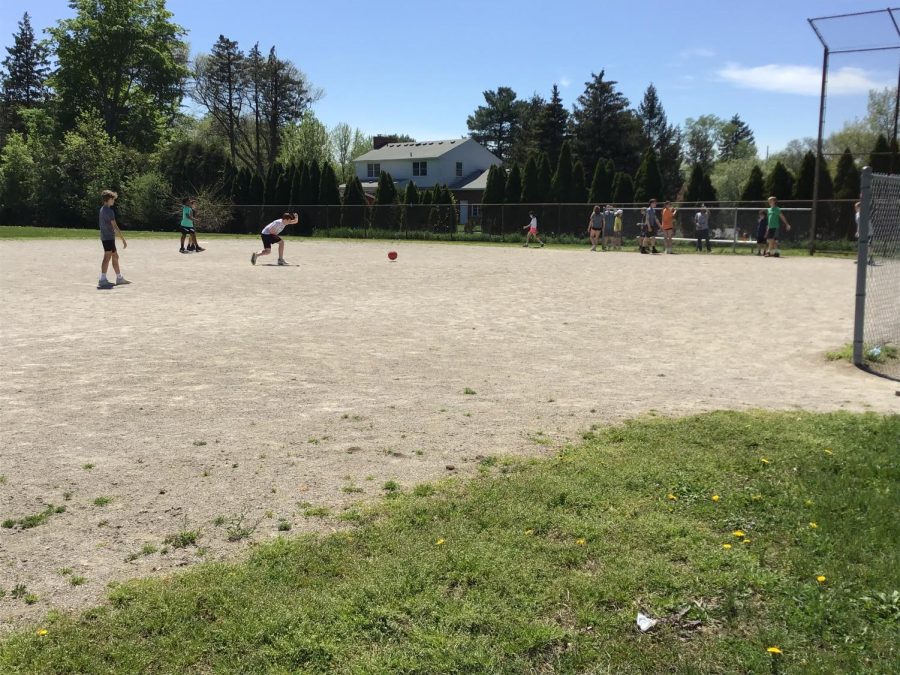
[{"left": 354, "top": 139, "right": 499, "bottom": 188}]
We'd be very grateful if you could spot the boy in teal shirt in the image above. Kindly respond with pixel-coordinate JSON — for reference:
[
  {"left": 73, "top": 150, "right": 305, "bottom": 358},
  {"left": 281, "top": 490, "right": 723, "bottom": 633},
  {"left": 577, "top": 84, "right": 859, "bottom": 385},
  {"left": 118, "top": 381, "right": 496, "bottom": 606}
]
[
  {"left": 765, "top": 196, "right": 791, "bottom": 257},
  {"left": 179, "top": 197, "right": 204, "bottom": 253}
]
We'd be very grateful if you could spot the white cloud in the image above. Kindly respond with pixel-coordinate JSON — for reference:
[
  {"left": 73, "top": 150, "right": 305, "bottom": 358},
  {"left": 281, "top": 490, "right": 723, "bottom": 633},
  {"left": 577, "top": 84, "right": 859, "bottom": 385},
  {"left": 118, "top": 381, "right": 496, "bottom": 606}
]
[
  {"left": 718, "top": 63, "right": 889, "bottom": 95},
  {"left": 559, "top": 77, "right": 571, "bottom": 88},
  {"left": 680, "top": 48, "right": 715, "bottom": 59}
]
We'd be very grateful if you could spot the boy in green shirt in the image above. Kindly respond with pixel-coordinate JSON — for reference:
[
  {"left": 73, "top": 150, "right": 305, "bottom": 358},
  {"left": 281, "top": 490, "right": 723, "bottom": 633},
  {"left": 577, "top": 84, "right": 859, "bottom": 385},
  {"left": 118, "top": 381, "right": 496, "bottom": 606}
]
[
  {"left": 765, "top": 196, "right": 791, "bottom": 258},
  {"left": 179, "top": 197, "right": 204, "bottom": 253}
]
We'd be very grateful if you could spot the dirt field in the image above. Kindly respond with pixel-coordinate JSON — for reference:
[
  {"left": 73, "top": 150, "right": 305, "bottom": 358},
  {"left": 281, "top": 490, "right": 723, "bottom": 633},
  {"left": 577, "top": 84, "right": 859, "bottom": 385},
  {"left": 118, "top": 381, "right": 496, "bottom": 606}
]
[{"left": 1, "top": 238, "right": 896, "bottom": 628}]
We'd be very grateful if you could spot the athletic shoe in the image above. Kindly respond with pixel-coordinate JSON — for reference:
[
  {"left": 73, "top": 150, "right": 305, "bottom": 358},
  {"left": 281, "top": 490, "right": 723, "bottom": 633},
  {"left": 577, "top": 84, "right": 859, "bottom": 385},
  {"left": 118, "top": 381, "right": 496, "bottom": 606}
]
[
  {"left": 116, "top": 278, "right": 131, "bottom": 285},
  {"left": 590, "top": 246, "right": 596, "bottom": 251},
  {"left": 539, "top": 243, "right": 544, "bottom": 248},
  {"left": 179, "top": 247, "right": 186, "bottom": 253},
  {"left": 640, "top": 248, "right": 649, "bottom": 254},
  {"left": 195, "top": 246, "right": 205, "bottom": 252},
  {"left": 251, "top": 252, "right": 258, "bottom": 265},
  {"left": 277, "top": 258, "right": 288, "bottom": 265},
  {"left": 522, "top": 244, "right": 528, "bottom": 247},
  {"left": 773, "top": 251, "right": 780, "bottom": 258},
  {"left": 97, "top": 280, "right": 115, "bottom": 289}
]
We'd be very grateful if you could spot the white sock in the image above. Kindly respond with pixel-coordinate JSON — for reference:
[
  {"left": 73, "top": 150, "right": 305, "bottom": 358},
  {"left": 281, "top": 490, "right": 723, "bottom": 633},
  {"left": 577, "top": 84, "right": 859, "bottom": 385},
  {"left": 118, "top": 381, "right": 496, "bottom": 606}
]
[
  {"left": 116, "top": 273, "right": 124, "bottom": 280},
  {"left": 100, "top": 273, "right": 107, "bottom": 281}
]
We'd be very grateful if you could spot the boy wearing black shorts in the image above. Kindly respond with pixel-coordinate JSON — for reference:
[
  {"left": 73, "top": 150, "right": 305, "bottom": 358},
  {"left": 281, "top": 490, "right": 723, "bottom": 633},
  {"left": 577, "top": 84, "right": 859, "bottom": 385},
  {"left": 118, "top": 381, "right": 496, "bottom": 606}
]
[
  {"left": 251, "top": 212, "right": 299, "bottom": 265},
  {"left": 97, "top": 190, "right": 129, "bottom": 289}
]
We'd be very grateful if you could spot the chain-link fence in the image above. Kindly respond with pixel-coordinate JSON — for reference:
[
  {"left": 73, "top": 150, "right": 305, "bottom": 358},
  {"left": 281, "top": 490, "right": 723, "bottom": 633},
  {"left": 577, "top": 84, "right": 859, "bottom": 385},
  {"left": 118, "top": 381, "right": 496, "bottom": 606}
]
[
  {"left": 853, "top": 169, "right": 900, "bottom": 380},
  {"left": 191, "top": 201, "right": 858, "bottom": 250}
]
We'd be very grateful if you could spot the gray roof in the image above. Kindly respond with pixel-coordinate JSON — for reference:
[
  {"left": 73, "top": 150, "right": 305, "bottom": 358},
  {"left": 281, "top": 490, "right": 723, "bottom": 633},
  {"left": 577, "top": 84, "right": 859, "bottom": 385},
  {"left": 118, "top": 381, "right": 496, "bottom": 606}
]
[
  {"left": 355, "top": 138, "right": 470, "bottom": 162},
  {"left": 451, "top": 169, "right": 491, "bottom": 191}
]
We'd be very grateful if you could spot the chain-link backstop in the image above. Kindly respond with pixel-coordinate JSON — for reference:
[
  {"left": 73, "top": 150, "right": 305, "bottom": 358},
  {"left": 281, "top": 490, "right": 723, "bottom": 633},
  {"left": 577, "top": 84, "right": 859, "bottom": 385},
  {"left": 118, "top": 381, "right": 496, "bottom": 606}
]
[{"left": 854, "top": 168, "right": 900, "bottom": 380}]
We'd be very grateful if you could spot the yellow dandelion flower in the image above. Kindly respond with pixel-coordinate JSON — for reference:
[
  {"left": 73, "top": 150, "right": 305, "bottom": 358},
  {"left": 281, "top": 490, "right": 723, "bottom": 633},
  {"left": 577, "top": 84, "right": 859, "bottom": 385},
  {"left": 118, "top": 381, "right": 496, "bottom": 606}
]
[
  {"left": 767, "top": 646, "right": 783, "bottom": 654},
  {"left": 742, "top": 539, "right": 752, "bottom": 544},
  {"left": 722, "top": 543, "right": 732, "bottom": 550},
  {"left": 824, "top": 448, "right": 833, "bottom": 455},
  {"left": 666, "top": 493, "right": 678, "bottom": 501},
  {"left": 576, "top": 538, "right": 586, "bottom": 546},
  {"left": 752, "top": 494, "right": 763, "bottom": 501},
  {"left": 804, "top": 499, "right": 814, "bottom": 507},
  {"left": 816, "top": 575, "right": 826, "bottom": 583},
  {"left": 733, "top": 530, "right": 746, "bottom": 538},
  {"left": 809, "top": 522, "right": 817, "bottom": 529},
  {"left": 712, "top": 495, "right": 720, "bottom": 502},
  {"left": 436, "top": 538, "right": 445, "bottom": 545},
  {"left": 524, "top": 529, "right": 534, "bottom": 536},
  {"left": 37, "top": 629, "right": 48, "bottom": 636},
  {"left": 760, "top": 458, "right": 770, "bottom": 464}
]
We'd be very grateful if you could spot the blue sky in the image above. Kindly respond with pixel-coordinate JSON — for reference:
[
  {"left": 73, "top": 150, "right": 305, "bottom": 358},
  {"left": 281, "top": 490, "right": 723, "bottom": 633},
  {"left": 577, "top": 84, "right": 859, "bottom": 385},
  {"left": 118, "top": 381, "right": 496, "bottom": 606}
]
[{"left": 3, "top": 0, "right": 898, "bottom": 155}]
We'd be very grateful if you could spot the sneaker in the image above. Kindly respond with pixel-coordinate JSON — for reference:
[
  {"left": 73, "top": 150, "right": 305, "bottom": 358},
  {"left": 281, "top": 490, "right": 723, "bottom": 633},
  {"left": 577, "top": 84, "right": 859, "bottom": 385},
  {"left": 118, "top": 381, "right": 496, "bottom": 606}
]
[
  {"left": 522, "top": 244, "right": 528, "bottom": 247},
  {"left": 640, "top": 247, "right": 649, "bottom": 254},
  {"left": 539, "top": 243, "right": 544, "bottom": 248},
  {"left": 179, "top": 247, "right": 186, "bottom": 253},
  {"left": 651, "top": 248, "right": 660, "bottom": 255},
  {"left": 195, "top": 246, "right": 205, "bottom": 252},
  {"left": 590, "top": 246, "right": 596, "bottom": 251},
  {"left": 251, "top": 252, "right": 257, "bottom": 266},
  {"left": 773, "top": 251, "right": 780, "bottom": 258},
  {"left": 277, "top": 258, "right": 288, "bottom": 266},
  {"left": 97, "top": 280, "right": 115, "bottom": 289},
  {"left": 116, "top": 278, "right": 131, "bottom": 285}
]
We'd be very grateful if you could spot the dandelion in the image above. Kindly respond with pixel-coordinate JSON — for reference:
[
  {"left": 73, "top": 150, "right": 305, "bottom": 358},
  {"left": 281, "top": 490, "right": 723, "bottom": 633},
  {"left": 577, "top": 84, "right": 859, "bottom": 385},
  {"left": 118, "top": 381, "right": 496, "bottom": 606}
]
[
  {"left": 816, "top": 575, "right": 826, "bottom": 583},
  {"left": 524, "top": 529, "right": 534, "bottom": 536},
  {"left": 576, "top": 538, "right": 586, "bottom": 546},
  {"left": 732, "top": 530, "right": 746, "bottom": 538},
  {"left": 711, "top": 495, "right": 720, "bottom": 502},
  {"left": 742, "top": 539, "right": 752, "bottom": 544},
  {"left": 666, "top": 494, "right": 678, "bottom": 501},
  {"left": 804, "top": 499, "right": 814, "bottom": 507},
  {"left": 767, "top": 646, "right": 783, "bottom": 654},
  {"left": 722, "top": 543, "right": 732, "bottom": 550},
  {"left": 809, "top": 522, "right": 817, "bottom": 529},
  {"left": 752, "top": 494, "right": 763, "bottom": 502},
  {"left": 436, "top": 538, "right": 445, "bottom": 545},
  {"left": 760, "top": 458, "right": 770, "bottom": 464},
  {"left": 37, "top": 629, "right": 48, "bottom": 636}
]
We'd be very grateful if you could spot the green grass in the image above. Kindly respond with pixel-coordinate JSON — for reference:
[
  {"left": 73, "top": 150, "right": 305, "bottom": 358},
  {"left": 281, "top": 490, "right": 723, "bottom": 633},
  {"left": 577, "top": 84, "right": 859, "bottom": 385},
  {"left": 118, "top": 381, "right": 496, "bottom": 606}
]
[
  {"left": 1, "top": 411, "right": 897, "bottom": 673},
  {"left": 827, "top": 342, "right": 898, "bottom": 364}
]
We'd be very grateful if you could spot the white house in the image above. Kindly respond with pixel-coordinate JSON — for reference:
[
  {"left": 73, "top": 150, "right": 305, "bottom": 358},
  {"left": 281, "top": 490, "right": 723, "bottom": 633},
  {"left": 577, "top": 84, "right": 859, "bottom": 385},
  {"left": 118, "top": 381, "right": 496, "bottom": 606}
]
[{"left": 352, "top": 138, "right": 499, "bottom": 200}]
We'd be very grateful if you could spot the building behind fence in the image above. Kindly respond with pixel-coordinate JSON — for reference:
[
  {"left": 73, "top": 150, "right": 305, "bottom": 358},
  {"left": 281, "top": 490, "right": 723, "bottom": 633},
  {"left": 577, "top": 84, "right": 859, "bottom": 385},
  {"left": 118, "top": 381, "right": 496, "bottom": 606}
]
[{"left": 854, "top": 168, "right": 900, "bottom": 380}]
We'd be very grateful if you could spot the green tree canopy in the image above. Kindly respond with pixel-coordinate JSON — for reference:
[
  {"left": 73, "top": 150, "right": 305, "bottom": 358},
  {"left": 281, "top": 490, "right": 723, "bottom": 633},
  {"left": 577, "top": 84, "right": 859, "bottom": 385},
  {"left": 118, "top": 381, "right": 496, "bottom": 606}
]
[
  {"left": 571, "top": 160, "right": 587, "bottom": 203},
  {"left": 521, "top": 156, "right": 541, "bottom": 203},
  {"left": 1, "top": 12, "right": 50, "bottom": 134},
  {"left": 741, "top": 165, "right": 766, "bottom": 202},
  {"left": 466, "top": 86, "right": 522, "bottom": 164},
  {"left": 550, "top": 140, "right": 574, "bottom": 202},
  {"left": 318, "top": 162, "right": 341, "bottom": 205},
  {"left": 633, "top": 147, "right": 663, "bottom": 204},
  {"left": 765, "top": 161, "right": 794, "bottom": 201},
  {"left": 869, "top": 134, "right": 892, "bottom": 173},
  {"left": 504, "top": 163, "right": 523, "bottom": 204},
  {"left": 611, "top": 172, "right": 634, "bottom": 204},
  {"left": 637, "top": 83, "right": 682, "bottom": 198}
]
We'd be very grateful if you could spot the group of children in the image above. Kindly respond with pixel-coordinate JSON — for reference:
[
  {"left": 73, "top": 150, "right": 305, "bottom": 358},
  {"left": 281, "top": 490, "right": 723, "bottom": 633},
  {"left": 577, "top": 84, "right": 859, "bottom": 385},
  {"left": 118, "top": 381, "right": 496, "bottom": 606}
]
[{"left": 587, "top": 205, "right": 624, "bottom": 251}]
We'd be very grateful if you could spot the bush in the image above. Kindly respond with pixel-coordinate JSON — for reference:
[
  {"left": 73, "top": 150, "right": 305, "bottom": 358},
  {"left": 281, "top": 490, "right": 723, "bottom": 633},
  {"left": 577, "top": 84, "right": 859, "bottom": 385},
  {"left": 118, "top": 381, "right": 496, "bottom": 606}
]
[{"left": 123, "top": 171, "right": 172, "bottom": 228}]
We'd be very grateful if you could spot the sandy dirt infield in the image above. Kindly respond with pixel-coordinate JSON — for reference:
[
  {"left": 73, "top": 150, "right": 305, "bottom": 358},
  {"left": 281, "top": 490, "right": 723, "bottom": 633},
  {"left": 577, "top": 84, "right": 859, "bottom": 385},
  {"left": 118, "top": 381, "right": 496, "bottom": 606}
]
[{"left": 1, "top": 238, "right": 897, "bottom": 627}]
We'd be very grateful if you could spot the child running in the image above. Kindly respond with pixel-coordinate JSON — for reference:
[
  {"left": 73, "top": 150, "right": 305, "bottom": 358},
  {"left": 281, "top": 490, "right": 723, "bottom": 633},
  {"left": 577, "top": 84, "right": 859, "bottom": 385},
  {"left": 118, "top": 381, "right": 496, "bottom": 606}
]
[
  {"left": 523, "top": 211, "right": 544, "bottom": 247},
  {"left": 251, "top": 212, "right": 299, "bottom": 265},
  {"left": 755, "top": 209, "right": 768, "bottom": 255},
  {"left": 179, "top": 198, "right": 204, "bottom": 253},
  {"left": 765, "top": 196, "right": 791, "bottom": 257},
  {"left": 587, "top": 205, "right": 603, "bottom": 251},
  {"left": 97, "top": 190, "right": 130, "bottom": 289}
]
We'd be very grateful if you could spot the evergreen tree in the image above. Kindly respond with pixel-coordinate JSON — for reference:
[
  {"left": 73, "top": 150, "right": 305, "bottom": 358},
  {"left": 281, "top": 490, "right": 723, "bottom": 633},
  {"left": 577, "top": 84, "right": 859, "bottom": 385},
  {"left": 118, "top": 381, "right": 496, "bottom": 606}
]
[
  {"left": 633, "top": 147, "right": 663, "bottom": 203},
  {"left": 570, "top": 71, "right": 644, "bottom": 177},
  {"left": 482, "top": 165, "right": 506, "bottom": 205},
  {"left": 741, "top": 165, "right": 766, "bottom": 202},
  {"left": 307, "top": 160, "right": 321, "bottom": 205},
  {"left": 534, "top": 84, "right": 569, "bottom": 167},
  {"left": 537, "top": 152, "right": 552, "bottom": 202},
  {"left": 571, "top": 160, "right": 587, "bottom": 203},
  {"left": 0, "top": 131, "right": 37, "bottom": 225},
  {"left": 466, "top": 86, "right": 523, "bottom": 164},
  {"left": 403, "top": 180, "right": 420, "bottom": 205},
  {"left": 275, "top": 164, "right": 294, "bottom": 204},
  {"left": 521, "top": 156, "right": 541, "bottom": 203},
  {"left": 718, "top": 113, "right": 756, "bottom": 161},
  {"left": 1, "top": 12, "right": 51, "bottom": 134},
  {"left": 290, "top": 161, "right": 305, "bottom": 206},
  {"left": 890, "top": 137, "right": 899, "bottom": 174},
  {"left": 341, "top": 175, "right": 368, "bottom": 229},
  {"left": 588, "top": 160, "right": 606, "bottom": 204},
  {"left": 264, "top": 163, "right": 283, "bottom": 204},
  {"left": 234, "top": 167, "right": 252, "bottom": 204},
  {"left": 247, "top": 171, "right": 265, "bottom": 205},
  {"left": 869, "top": 134, "right": 891, "bottom": 173},
  {"left": 832, "top": 148, "right": 860, "bottom": 200},
  {"left": 794, "top": 151, "right": 816, "bottom": 200},
  {"left": 765, "top": 161, "right": 793, "bottom": 200},
  {"left": 510, "top": 93, "right": 545, "bottom": 166},
  {"left": 374, "top": 171, "right": 397, "bottom": 205},
  {"left": 684, "top": 165, "right": 706, "bottom": 203},
  {"left": 637, "top": 83, "right": 682, "bottom": 198},
  {"left": 816, "top": 154, "right": 834, "bottom": 199},
  {"left": 318, "top": 162, "right": 340, "bottom": 205},
  {"left": 505, "top": 163, "right": 523, "bottom": 203},
  {"left": 612, "top": 172, "right": 634, "bottom": 204},
  {"left": 550, "top": 140, "right": 574, "bottom": 202}
]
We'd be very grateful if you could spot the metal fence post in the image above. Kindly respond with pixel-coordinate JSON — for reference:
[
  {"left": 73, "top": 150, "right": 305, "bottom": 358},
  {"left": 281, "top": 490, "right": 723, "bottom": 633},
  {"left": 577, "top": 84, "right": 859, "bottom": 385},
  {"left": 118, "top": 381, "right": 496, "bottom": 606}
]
[
  {"left": 732, "top": 208, "right": 738, "bottom": 254},
  {"left": 852, "top": 167, "right": 872, "bottom": 367}
]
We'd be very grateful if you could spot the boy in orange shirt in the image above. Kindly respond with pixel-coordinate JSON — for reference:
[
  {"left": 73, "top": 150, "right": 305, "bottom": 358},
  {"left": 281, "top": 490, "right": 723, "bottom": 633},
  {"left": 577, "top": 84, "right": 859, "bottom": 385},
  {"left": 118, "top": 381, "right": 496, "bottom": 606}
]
[{"left": 661, "top": 201, "right": 677, "bottom": 254}]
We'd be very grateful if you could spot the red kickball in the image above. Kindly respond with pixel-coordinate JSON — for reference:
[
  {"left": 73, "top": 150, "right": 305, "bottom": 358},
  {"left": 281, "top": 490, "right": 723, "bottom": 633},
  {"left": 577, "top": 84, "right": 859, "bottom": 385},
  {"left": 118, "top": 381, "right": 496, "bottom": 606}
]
[{"left": 388, "top": 251, "right": 398, "bottom": 261}]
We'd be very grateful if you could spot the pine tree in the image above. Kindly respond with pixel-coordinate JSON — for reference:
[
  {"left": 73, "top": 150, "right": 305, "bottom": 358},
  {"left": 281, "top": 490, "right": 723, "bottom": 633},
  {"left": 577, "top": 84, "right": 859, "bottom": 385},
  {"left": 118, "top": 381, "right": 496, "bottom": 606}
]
[
  {"left": 482, "top": 165, "right": 506, "bottom": 205},
  {"left": 718, "top": 113, "right": 756, "bottom": 161},
  {"left": 765, "top": 161, "right": 793, "bottom": 200},
  {"left": 374, "top": 171, "right": 397, "bottom": 205},
  {"left": 588, "top": 160, "right": 606, "bottom": 204},
  {"left": 264, "top": 163, "right": 283, "bottom": 204},
  {"left": 537, "top": 153, "right": 552, "bottom": 202},
  {"left": 521, "top": 156, "right": 541, "bottom": 203},
  {"left": 290, "top": 161, "right": 305, "bottom": 206},
  {"left": 633, "top": 147, "right": 663, "bottom": 203},
  {"left": 341, "top": 175, "right": 368, "bottom": 229},
  {"left": 234, "top": 168, "right": 252, "bottom": 204},
  {"left": 297, "top": 164, "right": 312, "bottom": 205},
  {"left": 318, "top": 163, "right": 341, "bottom": 205},
  {"left": 612, "top": 172, "right": 634, "bottom": 204},
  {"left": 699, "top": 172, "right": 717, "bottom": 203},
  {"left": 550, "top": 141, "right": 574, "bottom": 202},
  {"left": 869, "top": 134, "right": 891, "bottom": 173},
  {"left": 404, "top": 180, "right": 420, "bottom": 205},
  {"left": 571, "top": 160, "right": 587, "bottom": 203},
  {"left": 684, "top": 165, "right": 706, "bottom": 203},
  {"left": 637, "top": 83, "right": 682, "bottom": 198},
  {"left": 247, "top": 171, "right": 265, "bottom": 205},
  {"left": 794, "top": 152, "right": 816, "bottom": 200},
  {"left": 0, "top": 12, "right": 50, "bottom": 134},
  {"left": 534, "top": 84, "right": 569, "bottom": 167},
  {"left": 816, "top": 155, "right": 834, "bottom": 199},
  {"left": 307, "top": 160, "right": 321, "bottom": 205},
  {"left": 505, "top": 163, "right": 522, "bottom": 203},
  {"left": 741, "top": 165, "right": 765, "bottom": 202},
  {"left": 275, "top": 164, "right": 294, "bottom": 204},
  {"left": 832, "top": 148, "right": 860, "bottom": 199}
]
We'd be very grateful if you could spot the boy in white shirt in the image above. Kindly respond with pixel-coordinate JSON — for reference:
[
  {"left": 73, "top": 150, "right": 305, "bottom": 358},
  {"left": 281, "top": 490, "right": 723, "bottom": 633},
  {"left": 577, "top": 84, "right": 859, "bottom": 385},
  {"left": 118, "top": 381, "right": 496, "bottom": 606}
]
[{"left": 251, "top": 212, "right": 299, "bottom": 266}]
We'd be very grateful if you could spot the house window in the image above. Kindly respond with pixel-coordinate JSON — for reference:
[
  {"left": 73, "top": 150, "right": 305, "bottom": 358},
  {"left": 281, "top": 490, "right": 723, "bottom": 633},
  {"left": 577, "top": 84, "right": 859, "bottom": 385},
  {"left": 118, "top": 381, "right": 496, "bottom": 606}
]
[
  {"left": 367, "top": 163, "right": 380, "bottom": 178},
  {"left": 456, "top": 162, "right": 463, "bottom": 177},
  {"left": 471, "top": 204, "right": 481, "bottom": 217},
  {"left": 413, "top": 161, "right": 428, "bottom": 177}
]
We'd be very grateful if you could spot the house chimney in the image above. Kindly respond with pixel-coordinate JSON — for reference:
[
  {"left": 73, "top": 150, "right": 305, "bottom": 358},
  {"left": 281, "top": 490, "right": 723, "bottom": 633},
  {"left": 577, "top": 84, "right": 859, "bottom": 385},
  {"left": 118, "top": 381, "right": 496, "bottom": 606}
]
[{"left": 373, "top": 135, "right": 392, "bottom": 150}]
